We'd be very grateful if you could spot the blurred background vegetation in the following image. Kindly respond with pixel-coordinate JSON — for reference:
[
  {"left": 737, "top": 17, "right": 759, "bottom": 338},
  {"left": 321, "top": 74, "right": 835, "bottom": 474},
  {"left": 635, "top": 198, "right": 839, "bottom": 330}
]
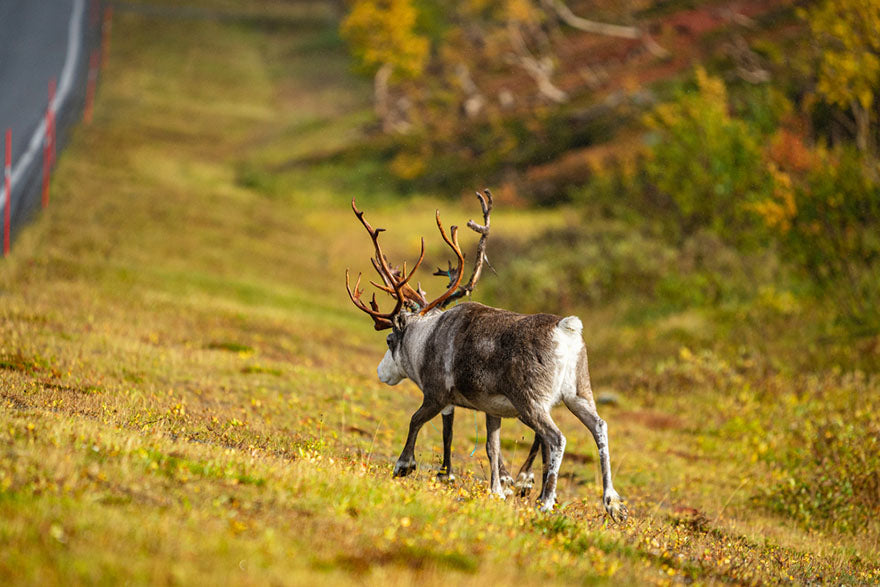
[{"left": 337, "top": 0, "right": 880, "bottom": 331}]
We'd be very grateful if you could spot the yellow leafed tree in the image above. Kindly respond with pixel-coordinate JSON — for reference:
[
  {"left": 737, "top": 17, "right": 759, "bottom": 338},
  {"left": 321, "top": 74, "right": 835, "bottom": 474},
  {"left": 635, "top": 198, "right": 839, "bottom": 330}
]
[
  {"left": 806, "top": 0, "right": 880, "bottom": 163},
  {"left": 341, "top": 0, "right": 430, "bottom": 132},
  {"left": 341, "top": 0, "right": 429, "bottom": 79}
]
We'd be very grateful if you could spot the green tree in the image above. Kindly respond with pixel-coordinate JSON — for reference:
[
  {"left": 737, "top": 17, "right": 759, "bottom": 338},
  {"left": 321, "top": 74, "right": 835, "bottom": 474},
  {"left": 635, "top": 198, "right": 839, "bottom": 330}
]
[{"left": 643, "top": 68, "right": 772, "bottom": 244}]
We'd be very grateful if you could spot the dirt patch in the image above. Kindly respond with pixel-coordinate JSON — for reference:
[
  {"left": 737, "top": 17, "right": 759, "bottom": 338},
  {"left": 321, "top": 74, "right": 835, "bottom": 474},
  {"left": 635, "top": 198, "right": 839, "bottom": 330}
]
[{"left": 617, "top": 409, "right": 683, "bottom": 430}]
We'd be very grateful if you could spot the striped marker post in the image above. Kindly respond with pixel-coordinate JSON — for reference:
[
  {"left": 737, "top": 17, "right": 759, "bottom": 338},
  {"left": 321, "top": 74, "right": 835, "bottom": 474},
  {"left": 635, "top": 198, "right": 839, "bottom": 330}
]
[
  {"left": 42, "top": 78, "right": 56, "bottom": 209},
  {"left": 4, "top": 129, "right": 10, "bottom": 257}
]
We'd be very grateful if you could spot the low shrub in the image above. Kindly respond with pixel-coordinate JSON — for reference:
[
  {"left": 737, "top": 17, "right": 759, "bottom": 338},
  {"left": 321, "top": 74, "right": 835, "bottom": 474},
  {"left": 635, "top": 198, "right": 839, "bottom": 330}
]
[
  {"left": 482, "top": 221, "right": 770, "bottom": 317},
  {"left": 482, "top": 223, "right": 677, "bottom": 314},
  {"left": 757, "top": 373, "right": 880, "bottom": 533}
]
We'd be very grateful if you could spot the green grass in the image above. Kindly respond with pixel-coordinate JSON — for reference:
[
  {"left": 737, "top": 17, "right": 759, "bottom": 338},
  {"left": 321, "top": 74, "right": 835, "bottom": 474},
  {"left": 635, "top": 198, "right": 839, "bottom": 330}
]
[{"left": 1, "top": 1, "right": 879, "bottom": 584}]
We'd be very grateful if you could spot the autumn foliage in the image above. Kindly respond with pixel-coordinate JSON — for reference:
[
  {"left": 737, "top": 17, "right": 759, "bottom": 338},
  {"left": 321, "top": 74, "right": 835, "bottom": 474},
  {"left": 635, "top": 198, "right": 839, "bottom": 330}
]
[
  {"left": 340, "top": 0, "right": 880, "bottom": 326},
  {"left": 341, "top": 0, "right": 429, "bottom": 79}
]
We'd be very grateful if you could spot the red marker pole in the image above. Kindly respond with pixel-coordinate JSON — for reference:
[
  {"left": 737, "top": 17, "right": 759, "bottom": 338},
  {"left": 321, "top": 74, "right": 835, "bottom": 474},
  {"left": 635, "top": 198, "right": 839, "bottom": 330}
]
[
  {"left": 42, "top": 140, "right": 49, "bottom": 209},
  {"left": 42, "top": 78, "right": 56, "bottom": 209},
  {"left": 84, "top": 50, "right": 99, "bottom": 124},
  {"left": 4, "top": 129, "right": 10, "bottom": 257}
]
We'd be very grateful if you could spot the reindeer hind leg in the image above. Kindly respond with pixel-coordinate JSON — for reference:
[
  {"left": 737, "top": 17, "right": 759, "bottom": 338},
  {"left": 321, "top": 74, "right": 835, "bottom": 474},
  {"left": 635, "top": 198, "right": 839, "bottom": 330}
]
[
  {"left": 563, "top": 348, "right": 627, "bottom": 521},
  {"left": 515, "top": 434, "right": 541, "bottom": 497},
  {"left": 513, "top": 406, "right": 566, "bottom": 512}
]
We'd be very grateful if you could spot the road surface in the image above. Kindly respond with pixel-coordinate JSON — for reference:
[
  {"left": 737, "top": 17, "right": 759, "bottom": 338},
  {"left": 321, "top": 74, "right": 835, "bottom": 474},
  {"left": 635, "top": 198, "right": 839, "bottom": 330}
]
[{"left": 0, "top": 0, "right": 89, "bottom": 244}]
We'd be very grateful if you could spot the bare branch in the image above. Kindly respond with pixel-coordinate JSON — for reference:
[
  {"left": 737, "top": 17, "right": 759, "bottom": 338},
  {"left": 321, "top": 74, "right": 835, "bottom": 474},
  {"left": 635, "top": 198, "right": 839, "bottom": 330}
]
[
  {"left": 547, "top": 0, "right": 669, "bottom": 59},
  {"left": 550, "top": 0, "right": 639, "bottom": 38},
  {"left": 506, "top": 21, "right": 569, "bottom": 104},
  {"left": 724, "top": 35, "right": 771, "bottom": 84}
]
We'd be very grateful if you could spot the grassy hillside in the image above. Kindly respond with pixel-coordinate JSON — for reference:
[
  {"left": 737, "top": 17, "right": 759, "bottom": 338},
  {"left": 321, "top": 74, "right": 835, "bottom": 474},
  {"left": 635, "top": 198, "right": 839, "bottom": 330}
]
[{"left": 1, "top": 1, "right": 878, "bottom": 584}]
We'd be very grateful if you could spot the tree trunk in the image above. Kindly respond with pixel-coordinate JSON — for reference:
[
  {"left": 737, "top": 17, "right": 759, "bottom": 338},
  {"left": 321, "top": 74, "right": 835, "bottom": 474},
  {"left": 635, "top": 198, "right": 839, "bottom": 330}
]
[
  {"left": 374, "top": 63, "right": 393, "bottom": 133},
  {"left": 852, "top": 99, "right": 878, "bottom": 180}
]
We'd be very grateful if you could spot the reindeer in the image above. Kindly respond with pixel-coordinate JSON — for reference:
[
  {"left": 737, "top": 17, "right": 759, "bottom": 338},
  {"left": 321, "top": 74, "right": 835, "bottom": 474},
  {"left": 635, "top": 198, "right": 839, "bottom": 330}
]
[
  {"left": 345, "top": 191, "right": 627, "bottom": 520},
  {"left": 346, "top": 192, "right": 537, "bottom": 496}
]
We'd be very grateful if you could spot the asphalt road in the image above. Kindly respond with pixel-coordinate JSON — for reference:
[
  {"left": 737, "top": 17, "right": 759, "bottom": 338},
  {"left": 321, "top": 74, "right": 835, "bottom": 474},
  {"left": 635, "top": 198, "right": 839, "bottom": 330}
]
[{"left": 0, "top": 0, "right": 87, "bottom": 242}]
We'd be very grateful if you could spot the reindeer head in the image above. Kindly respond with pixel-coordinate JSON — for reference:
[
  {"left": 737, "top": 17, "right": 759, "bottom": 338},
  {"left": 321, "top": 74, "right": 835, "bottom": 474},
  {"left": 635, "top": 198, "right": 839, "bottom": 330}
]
[{"left": 345, "top": 191, "right": 493, "bottom": 382}]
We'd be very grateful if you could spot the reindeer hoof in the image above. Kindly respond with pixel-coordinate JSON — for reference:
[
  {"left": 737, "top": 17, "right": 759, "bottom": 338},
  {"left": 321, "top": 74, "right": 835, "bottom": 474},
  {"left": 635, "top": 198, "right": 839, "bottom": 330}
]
[
  {"left": 604, "top": 491, "right": 628, "bottom": 522},
  {"left": 500, "top": 474, "right": 515, "bottom": 498},
  {"left": 515, "top": 472, "right": 535, "bottom": 497},
  {"left": 393, "top": 458, "right": 417, "bottom": 477},
  {"left": 436, "top": 469, "right": 456, "bottom": 483},
  {"left": 490, "top": 476, "right": 514, "bottom": 499},
  {"left": 537, "top": 499, "right": 555, "bottom": 513}
]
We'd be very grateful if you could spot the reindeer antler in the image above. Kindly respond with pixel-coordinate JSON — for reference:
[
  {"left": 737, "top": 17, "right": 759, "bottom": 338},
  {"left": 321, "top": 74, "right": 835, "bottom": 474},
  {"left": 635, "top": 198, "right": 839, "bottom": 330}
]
[
  {"left": 422, "top": 189, "right": 493, "bottom": 312},
  {"left": 345, "top": 270, "right": 394, "bottom": 330},
  {"left": 346, "top": 190, "right": 493, "bottom": 328},
  {"left": 346, "top": 199, "right": 425, "bottom": 330},
  {"left": 352, "top": 198, "right": 428, "bottom": 311},
  {"left": 442, "top": 189, "right": 492, "bottom": 307},
  {"left": 419, "top": 211, "right": 466, "bottom": 315}
]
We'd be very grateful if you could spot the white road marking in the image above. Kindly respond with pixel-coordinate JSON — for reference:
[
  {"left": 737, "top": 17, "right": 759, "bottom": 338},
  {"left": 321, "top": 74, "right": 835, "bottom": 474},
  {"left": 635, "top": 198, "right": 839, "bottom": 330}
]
[{"left": 6, "top": 0, "right": 86, "bottom": 208}]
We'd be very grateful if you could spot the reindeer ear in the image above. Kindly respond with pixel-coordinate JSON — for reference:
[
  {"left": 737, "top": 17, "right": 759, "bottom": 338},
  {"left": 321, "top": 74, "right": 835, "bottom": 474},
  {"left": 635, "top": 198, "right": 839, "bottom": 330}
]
[{"left": 392, "top": 313, "right": 408, "bottom": 332}]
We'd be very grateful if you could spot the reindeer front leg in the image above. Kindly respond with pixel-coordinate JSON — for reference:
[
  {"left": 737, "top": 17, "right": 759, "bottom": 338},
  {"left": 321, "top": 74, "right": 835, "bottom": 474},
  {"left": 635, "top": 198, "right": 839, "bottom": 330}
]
[
  {"left": 438, "top": 406, "right": 455, "bottom": 482},
  {"left": 394, "top": 399, "right": 444, "bottom": 477}
]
